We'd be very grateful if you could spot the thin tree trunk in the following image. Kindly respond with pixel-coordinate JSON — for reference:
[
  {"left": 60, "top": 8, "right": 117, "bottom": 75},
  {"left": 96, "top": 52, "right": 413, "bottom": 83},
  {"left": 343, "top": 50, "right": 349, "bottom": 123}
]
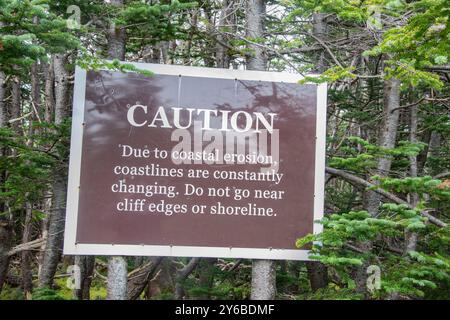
[
  {"left": 37, "top": 192, "right": 51, "bottom": 280},
  {"left": 245, "top": 0, "right": 276, "bottom": 300},
  {"left": 30, "top": 60, "right": 41, "bottom": 124},
  {"left": 246, "top": 0, "right": 266, "bottom": 71},
  {"left": 43, "top": 61, "right": 55, "bottom": 123},
  {"left": 358, "top": 77, "right": 401, "bottom": 295},
  {"left": 424, "top": 131, "right": 441, "bottom": 173},
  {"left": 195, "top": 258, "right": 216, "bottom": 299},
  {"left": 22, "top": 202, "right": 33, "bottom": 299},
  {"left": 215, "top": 0, "right": 234, "bottom": 68},
  {"left": 74, "top": 255, "right": 95, "bottom": 300},
  {"left": 306, "top": 12, "right": 329, "bottom": 291},
  {"left": 365, "top": 77, "right": 401, "bottom": 215},
  {"left": 306, "top": 261, "right": 328, "bottom": 291},
  {"left": 245, "top": 0, "right": 276, "bottom": 299},
  {"left": 39, "top": 53, "right": 70, "bottom": 288},
  {"left": 405, "top": 103, "right": 419, "bottom": 253},
  {"left": 143, "top": 45, "right": 161, "bottom": 64},
  {"left": 0, "top": 71, "right": 6, "bottom": 126},
  {"left": 0, "top": 70, "right": 12, "bottom": 293},
  {"left": 38, "top": 60, "right": 52, "bottom": 279},
  {"left": 10, "top": 76, "right": 21, "bottom": 131},
  {"left": 0, "top": 221, "right": 12, "bottom": 293},
  {"left": 312, "top": 13, "right": 326, "bottom": 72},
  {"left": 107, "top": 256, "right": 128, "bottom": 300},
  {"left": 107, "top": 0, "right": 126, "bottom": 61},
  {"left": 251, "top": 259, "right": 276, "bottom": 300},
  {"left": 106, "top": 0, "right": 128, "bottom": 300},
  {"left": 21, "top": 60, "right": 41, "bottom": 298}
]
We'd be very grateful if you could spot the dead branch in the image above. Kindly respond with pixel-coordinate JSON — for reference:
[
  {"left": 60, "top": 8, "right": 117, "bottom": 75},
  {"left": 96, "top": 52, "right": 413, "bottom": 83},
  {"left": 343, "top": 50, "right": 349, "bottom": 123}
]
[{"left": 7, "top": 238, "right": 46, "bottom": 257}]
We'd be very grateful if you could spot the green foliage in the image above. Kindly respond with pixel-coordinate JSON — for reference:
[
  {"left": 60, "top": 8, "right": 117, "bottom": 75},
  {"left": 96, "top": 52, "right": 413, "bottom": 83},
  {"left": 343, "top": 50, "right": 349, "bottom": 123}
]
[
  {"left": 300, "top": 66, "right": 356, "bottom": 84},
  {"left": 32, "top": 287, "right": 66, "bottom": 300},
  {"left": 301, "top": 287, "right": 364, "bottom": 300},
  {"left": 0, "top": 284, "right": 23, "bottom": 300},
  {"left": 374, "top": 176, "right": 450, "bottom": 200},
  {"left": 118, "top": 0, "right": 197, "bottom": 50},
  {"left": 0, "top": 0, "right": 448, "bottom": 302},
  {"left": 0, "top": 121, "right": 70, "bottom": 215},
  {"left": 366, "top": 0, "right": 449, "bottom": 89},
  {"left": 77, "top": 50, "right": 154, "bottom": 78},
  {"left": 297, "top": 206, "right": 449, "bottom": 298},
  {"left": 184, "top": 260, "right": 252, "bottom": 300},
  {"left": 0, "top": 0, "right": 80, "bottom": 75},
  {"left": 329, "top": 136, "right": 427, "bottom": 173}
]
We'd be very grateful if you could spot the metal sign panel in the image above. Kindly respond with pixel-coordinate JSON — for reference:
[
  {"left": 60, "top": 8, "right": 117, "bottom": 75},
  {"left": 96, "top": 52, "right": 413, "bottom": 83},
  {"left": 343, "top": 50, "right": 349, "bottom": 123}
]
[{"left": 63, "top": 63, "right": 327, "bottom": 260}]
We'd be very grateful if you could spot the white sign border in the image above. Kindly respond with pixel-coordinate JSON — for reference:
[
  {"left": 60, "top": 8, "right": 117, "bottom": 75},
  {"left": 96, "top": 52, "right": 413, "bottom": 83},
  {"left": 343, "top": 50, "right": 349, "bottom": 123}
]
[{"left": 63, "top": 62, "right": 327, "bottom": 261}]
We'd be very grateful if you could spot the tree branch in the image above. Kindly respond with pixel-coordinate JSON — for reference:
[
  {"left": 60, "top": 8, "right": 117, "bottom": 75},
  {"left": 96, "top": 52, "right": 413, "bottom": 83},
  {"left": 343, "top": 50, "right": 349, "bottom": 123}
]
[
  {"left": 174, "top": 257, "right": 201, "bottom": 300},
  {"left": 7, "top": 238, "right": 46, "bottom": 256},
  {"left": 325, "top": 166, "right": 447, "bottom": 227}
]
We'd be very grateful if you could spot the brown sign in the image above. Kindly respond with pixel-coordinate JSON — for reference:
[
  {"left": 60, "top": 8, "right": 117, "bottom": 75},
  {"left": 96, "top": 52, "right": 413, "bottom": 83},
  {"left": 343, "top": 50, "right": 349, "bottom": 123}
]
[{"left": 63, "top": 63, "right": 326, "bottom": 260}]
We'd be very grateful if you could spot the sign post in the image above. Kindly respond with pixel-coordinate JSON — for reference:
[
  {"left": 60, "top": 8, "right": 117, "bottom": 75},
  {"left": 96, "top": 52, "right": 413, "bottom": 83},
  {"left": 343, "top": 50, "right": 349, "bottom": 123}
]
[{"left": 63, "top": 63, "right": 327, "bottom": 260}]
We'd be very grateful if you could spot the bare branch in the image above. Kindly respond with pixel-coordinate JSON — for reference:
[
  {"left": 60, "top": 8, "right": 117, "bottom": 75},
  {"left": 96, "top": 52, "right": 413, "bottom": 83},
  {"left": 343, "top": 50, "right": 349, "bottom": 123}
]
[{"left": 7, "top": 238, "right": 46, "bottom": 256}]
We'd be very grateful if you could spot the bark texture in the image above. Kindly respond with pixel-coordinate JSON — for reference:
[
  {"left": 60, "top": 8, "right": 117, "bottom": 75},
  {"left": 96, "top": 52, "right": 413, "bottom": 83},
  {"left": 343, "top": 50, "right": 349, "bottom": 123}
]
[
  {"left": 105, "top": 0, "right": 128, "bottom": 300},
  {"left": 366, "top": 78, "right": 401, "bottom": 215},
  {"left": 174, "top": 257, "right": 200, "bottom": 300},
  {"left": 21, "top": 203, "right": 33, "bottom": 298},
  {"left": 246, "top": 0, "right": 266, "bottom": 71},
  {"left": 74, "top": 255, "right": 95, "bottom": 300},
  {"left": 0, "top": 70, "right": 12, "bottom": 293},
  {"left": 39, "top": 53, "right": 70, "bottom": 288},
  {"left": 250, "top": 259, "right": 276, "bottom": 300},
  {"left": 107, "top": 256, "right": 128, "bottom": 300},
  {"left": 305, "top": 12, "right": 329, "bottom": 291},
  {"left": 107, "top": 0, "right": 126, "bottom": 61},
  {"left": 127, "top": 257, "right": 163, "bottom": 300},
  {"left": 245, "top": 0, "right": 276, "bottom": 300}
]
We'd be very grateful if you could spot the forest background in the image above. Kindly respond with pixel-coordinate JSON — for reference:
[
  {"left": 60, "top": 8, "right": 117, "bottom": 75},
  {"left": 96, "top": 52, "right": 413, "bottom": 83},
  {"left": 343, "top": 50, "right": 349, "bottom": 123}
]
[{"left": 0, "top": 0, "right": 449, "bottom": 300}]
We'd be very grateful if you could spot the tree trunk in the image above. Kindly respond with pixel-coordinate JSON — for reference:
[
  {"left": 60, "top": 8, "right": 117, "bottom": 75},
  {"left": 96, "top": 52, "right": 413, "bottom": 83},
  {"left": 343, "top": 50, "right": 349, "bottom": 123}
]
[
  {"left": 424, "top": 131, "right": 441, "bottom": 173},
  {"left": 250, "top": 259, "right": 276, "bottom": 300},
  {"left": 174, "top": 258, "right": 200, "bottom": 300},
  {"left": 74, "top": 255, "right": 95, "bottom": 300},
  {"left": 245, "top": 0, "right": 276, "bottom": 300},
  {"left": 21, "top": 61, "right": 41, "bottom": 298},
  {"left": 10, "top": 76, "right": 21, "bottom": 130},
  {"left": 21, "top": 203, "right": 33, "bottom": 299},
  {"left": 405, "top": 103, "right": 419, "bottom": 253},
  {"left": 306, "top": 261, "right": 328, "bottom": 291},
  {"left": 30, "top": 61, "right": 41, "bottom": 124},
  {"left": 365, "top": 77, "right": 401, "bottom": 215},
  {"left": 107, "top": 256, "right": 128, "bottom": 300},
  {"left": 215, "top": 0, "right": 235, "bottom": 68},
  {"left": 0, "top": 71, "right": 6, "bottom": 126},
  {"left": 43, "top": 61, "right": 55, "bottom": 123},
  {"left": 0, "top": 221, "right": 12, "bottom": 293},
  {"left": 39, "top": 53, "right": 70, "bottom": 288},
  {"left": 0, "top": 70, "right": 12, "bottom": 294},
  {"left": 127, "top": 257, "right": 163, "bottom": 300},
  {"left": 306, "top": 12, "right": 329, "bottom": 291},
  {"left": 105, "top": 0, "right": 128, "bottom": 300},
  {"left": 146, "top": 258, "right": 176, "bottom": 299},
  {"left": 107, "top": 0, "right": 126, "bottom": 61},
  {"left": 359, "top": 77, "right": 401, "bottom": 295},
  {"left": 246, "top": 0, "right": 266, "bottom": 71},
  {"left": 312, "top": 13, "right": 326, "bottom": 72},
  {"left": 195, "top": 258, "right": 216, "bottom": 299}
]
